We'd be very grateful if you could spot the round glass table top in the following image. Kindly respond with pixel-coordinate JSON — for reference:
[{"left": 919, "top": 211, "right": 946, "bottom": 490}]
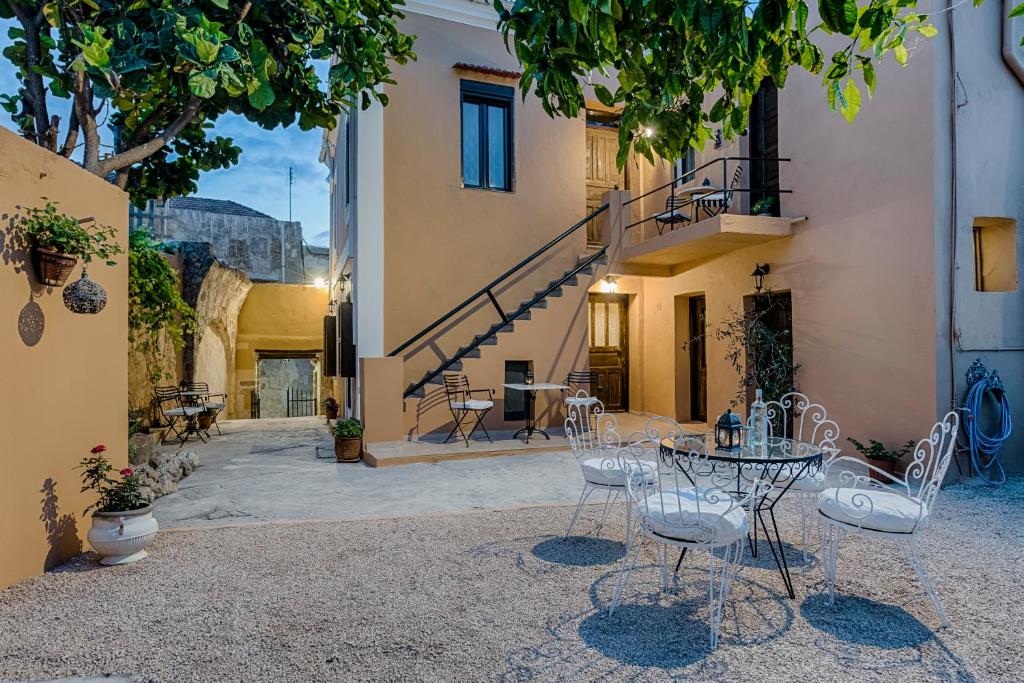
[{"left": 659, "top": 434, "right": 823, "bottom": 465}]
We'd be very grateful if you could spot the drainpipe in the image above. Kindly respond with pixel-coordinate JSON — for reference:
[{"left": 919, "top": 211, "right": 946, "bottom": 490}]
[
  {"left": 946, "top": 0, "right": 959, "bottom": 410},
  {"left": 280, "top": 222, "right": 287, "bottom": 283}
]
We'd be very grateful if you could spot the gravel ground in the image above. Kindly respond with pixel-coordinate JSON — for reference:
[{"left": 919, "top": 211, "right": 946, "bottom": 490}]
[{"left": 1, "top": 479, "right": 1023, "bottom": 683}]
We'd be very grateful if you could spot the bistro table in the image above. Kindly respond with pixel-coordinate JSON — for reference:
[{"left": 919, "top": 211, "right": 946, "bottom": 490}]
[
  {"left": 673, "top": 184, "right": 724, "bottom": 223},
  {"left": 659, "top": 434, "right": 823, "bottom": 598},
  {"left": 502, "top": 382, "right": 570, "bottom": 443}
]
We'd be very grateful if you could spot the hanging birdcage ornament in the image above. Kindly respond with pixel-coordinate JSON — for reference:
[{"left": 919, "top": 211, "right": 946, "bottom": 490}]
[{"left": 63, "top": 269, "right": 107, "bottom": 314}]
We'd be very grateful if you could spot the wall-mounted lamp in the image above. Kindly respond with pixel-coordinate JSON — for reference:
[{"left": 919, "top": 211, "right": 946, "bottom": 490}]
[
  {"left": 751, "top": 263, "right": 770, "bottom": 294},
  {"left": 314, "top": 277, "right": 328, "bottom": 289},
  {"left": 602, "top": 275, "right": 618, "bottom": 293},
  {"left": 714, "top": 128, "right": 723, "bottom": 149}
]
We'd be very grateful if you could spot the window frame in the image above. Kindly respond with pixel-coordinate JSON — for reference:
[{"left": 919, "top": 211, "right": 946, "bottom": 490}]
[{"left": 460, "top": 80, "right": 514, "bottom": 192}]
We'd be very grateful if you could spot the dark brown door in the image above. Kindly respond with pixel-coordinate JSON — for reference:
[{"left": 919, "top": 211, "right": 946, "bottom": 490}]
[
  {"left": 589, "top": 293, "right": 628, "bottom": 411},
  {"left": 688, "top": 296, "right": 707, "bottom": 422},
  {"left": 585, "top": 126, "right": 626, "bottom": 244}
]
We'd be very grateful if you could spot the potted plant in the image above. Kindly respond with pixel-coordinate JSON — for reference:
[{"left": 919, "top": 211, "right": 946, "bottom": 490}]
[
  {"left": 331, "top": 417, "right": 363, "bottom": 463},
  {"left": 20, "top": 201, "right": 122, "bottom": 286},
  {"left": 323, "top": 396, "right": 339, "bottom": 420},
  {"left": 847, "top": 437, "right": 916, "bottom": 482},
  {"left": 750, "top": 197, "right": 776, "bottom": 216},
  {"left": 78, "top": 444, "right": 158, "bottom": 565},
  {"left": 198, "top": 408, "right": 215, "bottom": 431}
]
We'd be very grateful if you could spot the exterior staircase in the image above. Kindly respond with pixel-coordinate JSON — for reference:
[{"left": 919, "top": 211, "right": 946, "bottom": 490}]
[{"left": 402, "top": 246, "right": 607, "bottom": 398}]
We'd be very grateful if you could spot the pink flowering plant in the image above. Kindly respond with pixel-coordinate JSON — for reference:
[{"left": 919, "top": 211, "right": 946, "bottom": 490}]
[{"left": 77, "top": 445, "right": 150, "bottom": 514}]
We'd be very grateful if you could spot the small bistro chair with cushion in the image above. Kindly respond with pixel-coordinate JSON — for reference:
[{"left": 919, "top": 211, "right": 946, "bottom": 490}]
[
  {"left": 184, "top": 381, "right": 227, "bottom": 436},
  {"left": 652, "top": 193, "right": 692, "bottom": 234},
  {"left": 564, "top": 391, "right": 649, "bottom": 541},
  {"left": 610, "top": 419, "right": 772, "bottom": 650},
  {"left": 754, "top": 392, "right": 841, "bottom": 562},
  {"left": 563, "top": 370, "right": 601, "bottom": 411},
  {"left": 696, "top": 165, "right": 743, "bottom": 217},
  {"left": 154, "top": 386, "right": 205, "bottom": 445},
  {"left": 442, "top": 374, "right": 495, "bottom": 447},
  {"left": 819, "top": 411, "right": 959, "bottom": 626}
]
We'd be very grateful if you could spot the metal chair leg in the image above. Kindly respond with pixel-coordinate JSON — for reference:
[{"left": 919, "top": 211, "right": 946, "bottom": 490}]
[
  {"left": 565, "top": 485, "right": 596, "bottom": 538},
  {"left": 906, "top": 537, "right": 951, "bottom": 627}
]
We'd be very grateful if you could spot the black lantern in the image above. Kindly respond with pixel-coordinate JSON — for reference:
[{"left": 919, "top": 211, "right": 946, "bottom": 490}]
[
  {"left": 751, "top": 263, "right": 771, "bottom": 294},
  {"left": 62, "top": 269, "right": 107, "bottom": 314},
  {"left": 715, "top": 409, "right": 743, "bottom": 451}
]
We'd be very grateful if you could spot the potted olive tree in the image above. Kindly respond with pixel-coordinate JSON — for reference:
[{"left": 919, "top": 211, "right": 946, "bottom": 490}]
[
  {"left": 78, "top": 445, "right": 158, "bottom": 565},
  {"left": 331, "top": 417, "right": 363, "bottom": 463},
  {"left": 20, "top": 202, "right": 122, "bottom": 286},
  {"left": 323, "top": 396, "right": 339, "bottom": 420},
  {"left": 847, "top": 437, "right": 916, "bottom": 481}
]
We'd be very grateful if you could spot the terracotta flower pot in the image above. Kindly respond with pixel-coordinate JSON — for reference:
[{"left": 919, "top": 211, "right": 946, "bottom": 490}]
[
  {"left": 31, "top": 244, "right": 78, "bottom": 286},
  {"left": 867, "top": 457, "right": 896, "bottom": 483},
  {"left": 325, "top": 406, "right": 339, "bottom": 420},
  {"left": 87, "top": 504, "right": 158, "bottom": 565},
  {"left": 198, "top": 413, "right": 214, "bottom": 431},
  {"left": 334, "top": 436, "right": 362, "bottom": 463}
]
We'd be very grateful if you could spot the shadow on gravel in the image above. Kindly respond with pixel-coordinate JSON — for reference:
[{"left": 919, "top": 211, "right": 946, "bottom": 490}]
[
  {"left": 577, "top": 602, "right": 711, "bottom": 668},
  {"left": 532, "top": 536, "right": 626, "bottom": 566},
  {"left": 800, "top": 593, "right": 933, "bottom": 648}
]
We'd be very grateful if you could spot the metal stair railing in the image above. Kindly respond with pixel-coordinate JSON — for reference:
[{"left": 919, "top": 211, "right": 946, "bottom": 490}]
[
  {"left": 401, "top": 245, "right": 608, "bottom": 398},
  {"left": 388, "top": 203, "right": 609, "bottom": 360}
]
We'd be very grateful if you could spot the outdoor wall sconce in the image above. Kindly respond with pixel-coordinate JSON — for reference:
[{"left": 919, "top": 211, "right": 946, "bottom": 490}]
[
  {"left": 602, "top": 275, "right": 618, "bottom": 293},
  {"left": 751, "top": 263, "right": 771, "bottom": 294}
]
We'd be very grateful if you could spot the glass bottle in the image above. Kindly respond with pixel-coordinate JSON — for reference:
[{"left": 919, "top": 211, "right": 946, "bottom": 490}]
[{"left": 749, "top": 388, "right": 768, "bottom": 450}]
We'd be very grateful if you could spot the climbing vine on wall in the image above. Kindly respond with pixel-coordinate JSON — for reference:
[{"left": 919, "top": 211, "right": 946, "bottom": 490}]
[{"left": 128, "top": 229, "right": 196, "bottom": 391}]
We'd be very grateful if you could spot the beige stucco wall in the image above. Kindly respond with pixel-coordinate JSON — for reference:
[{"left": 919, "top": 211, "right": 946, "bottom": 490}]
[
  {"left": 193, "top": 261, "right": 252, "bottom": 416},
  {"left": 608, "top": 34, "right": 941, "bottom": 451},
  {"left": 234, "top": 283, "right": 329, "bottom": 417},
  {"left": 0, "top": 127, "right": 129, "bottom": 589},
  {"left": 382, "top": 12, "right": 589, "bottom": 388}
]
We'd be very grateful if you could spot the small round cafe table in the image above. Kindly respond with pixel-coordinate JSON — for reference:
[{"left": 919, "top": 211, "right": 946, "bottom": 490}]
[{"left": 659, "top": 435, "right": 823, "bottom": 599}]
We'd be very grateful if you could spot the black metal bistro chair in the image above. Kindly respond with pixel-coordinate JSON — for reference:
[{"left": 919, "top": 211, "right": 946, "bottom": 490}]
[
  {"left": 183, "top": 381, "right": 227, "bottom": 435},
  {"left": 563, "top": 371, "right": 602, "bottom": 408},
  {"left": 154, "top": 386, "right": 205, "bottom": 445},
  {"left": 696, "top": 164, "right": 743, "bottom": 217},
  {"left": 443, "top": 374, "right": 495, "bottom": 447},
  {"left": 652, "top": 193, "right": 692, "bottom": 235}
]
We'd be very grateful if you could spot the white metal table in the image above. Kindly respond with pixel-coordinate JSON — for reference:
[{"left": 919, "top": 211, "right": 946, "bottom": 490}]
[{"left": 502, "top": 382, "right": 569, "bottom": 443}]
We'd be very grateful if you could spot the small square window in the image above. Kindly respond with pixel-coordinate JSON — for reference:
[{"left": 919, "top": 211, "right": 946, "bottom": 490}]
[
  {"left": 461, "top": 81, "right": 514, "bottom": 192},
  {"left": 973, "top": 217, "right": 1018, "bottom": 292}
]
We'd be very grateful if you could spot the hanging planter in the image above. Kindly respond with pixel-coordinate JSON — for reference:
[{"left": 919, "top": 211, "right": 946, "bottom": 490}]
[
  {"left": 63, "top": 269, "right": 108, "bottom": 314},
  {"left": 18, "top": 201, "right": 122, "bottom": 290},
  {"left": 31, "top": 241, "right": 79, "bottom": 286}
]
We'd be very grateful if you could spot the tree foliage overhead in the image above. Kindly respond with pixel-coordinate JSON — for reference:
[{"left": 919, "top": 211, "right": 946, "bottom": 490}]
[
  {"left": 497, "top": 0, "right": 1024, "bottom": 167},
  {"left": 1, "top": 0, "right": 415, "bottom": 205}
]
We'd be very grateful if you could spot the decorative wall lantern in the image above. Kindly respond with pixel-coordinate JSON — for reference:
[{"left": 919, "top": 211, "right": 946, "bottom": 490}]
[
  {"left": 602, "top": 275, "right": 618, "bottom": 293},
  {"left": 751, "top": 263, "right": 771, "bottom": 294},
  {"left": 62, "top": 269, "right": 107, "bottom": 314},
  {"left": 715, "top": 409, "right": 743, "bottom": 451}
]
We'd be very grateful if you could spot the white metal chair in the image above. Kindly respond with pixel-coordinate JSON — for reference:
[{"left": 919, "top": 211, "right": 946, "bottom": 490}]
[
  {"left": 819, "top": 411, "right": 959, "bottom": 626},
  {"left": 753, "top": 392, "right": 841, "bottom": 561},
  {"left": 564, "top": 391, "right": 650, "bottom": 541},
  {"left": 609, "top": 417, "right": 771, "bottom": 650}
]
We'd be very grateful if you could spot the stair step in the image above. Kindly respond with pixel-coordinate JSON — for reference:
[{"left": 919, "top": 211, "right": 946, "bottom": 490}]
[
  {"left": 578, "top": 265, "right": 594, "bottom": 275},
  {"left": 427, "top": 374, "right": 444, "bottom": 385},
  {"left": 474, "top": 333, "right": 498, "bottom": 346},
  {"left": 458, "top": 347, "right": 482, "bottom": 359},
  {"left": 529, "top": 298, "right": 548, "bottom": 309},
  {"left": 563, "top": 275, "right": 578, "bottom": 287},
  {"left": 595, "top": 254, "right": 608, "bottom": 265},
  {"left": 548, "top": 287, "right": 563, "bottom": 298},
  {"left": 515, "top": 310, "right": 532, "bottom": 321},
  {"left": 408, "top": 386, "right": 425, "bottom": 399},
  {"left": 445, "top": 360, "right": 463, "bottom": 372},
  {"left": 495, "top": 321, "right": 515, "bottom": 333}
]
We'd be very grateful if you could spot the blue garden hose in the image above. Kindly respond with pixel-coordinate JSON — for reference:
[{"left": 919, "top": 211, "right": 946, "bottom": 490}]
[{"left": 962, "top": 368, "right": 1011, "bottom": 485}]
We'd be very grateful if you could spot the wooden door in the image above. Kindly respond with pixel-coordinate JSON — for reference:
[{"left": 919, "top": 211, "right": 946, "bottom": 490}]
[
  {"left": 589, "top": 293, "right": 628, "bottom": 411},
  {"left": 749, "top": 78, "right": 780, "bottom": 215},
  {"left": 688, "top": 296, "right": 708, "bottom": 422},
  {"left": 585, "top": 127, "right": 626, "bottom": 244}
]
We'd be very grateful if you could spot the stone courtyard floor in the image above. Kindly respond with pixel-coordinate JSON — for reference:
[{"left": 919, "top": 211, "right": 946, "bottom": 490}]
[{"left": 1, "top": 418, "right": 1022, "bottom": 682}]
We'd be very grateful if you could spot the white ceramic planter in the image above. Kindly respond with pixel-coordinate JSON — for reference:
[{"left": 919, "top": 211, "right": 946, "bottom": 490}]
[{"left": 87, "top": 504, "right": 159, "bottom": 565}]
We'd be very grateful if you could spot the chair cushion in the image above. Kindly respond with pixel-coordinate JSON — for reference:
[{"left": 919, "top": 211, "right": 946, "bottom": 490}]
[
  {"left": 565, "top": 396, "right": 600, "bottom": 407},
  {"left": 655, "top": 210, "right": 690, "bottom": 222},
  {"left": 818, "top": 487, "right": 926, "bottom": 533},
  {"left": 205, "top": 402, "right": 225, "bottom": 411},
  {"left": 164, "top": 406, "right": 203, "bottom": 417},
  {"left": 643, "top": 489, "right": 748, "bottom": 545},
  {"left": 581, "top": 457, "right": 655, "bottom": 487},
  {"left": 452, "top": 400, "right": 493, "bottom": 411}
]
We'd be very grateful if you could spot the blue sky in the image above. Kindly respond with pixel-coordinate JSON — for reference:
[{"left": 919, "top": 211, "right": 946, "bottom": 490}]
[{"left": 0, "top": 20, "right": 331, "bottom": 245}]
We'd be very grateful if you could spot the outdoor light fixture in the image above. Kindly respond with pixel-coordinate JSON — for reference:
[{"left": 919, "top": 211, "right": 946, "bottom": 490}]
[
  {"left": 314, "top": 277, "right": 328, "bottom": 289},
  {"left": 602, "top": 275, "right": 618, "bottom": 293},
  {"left": 751, "top": 263, "right": 771, "bottom": 293},
  {"left": 714, "top": 409, "right": 743, "bottom": 451},
  {"left": 643, "top": 127, "right": 654, "bottom": 138}
]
